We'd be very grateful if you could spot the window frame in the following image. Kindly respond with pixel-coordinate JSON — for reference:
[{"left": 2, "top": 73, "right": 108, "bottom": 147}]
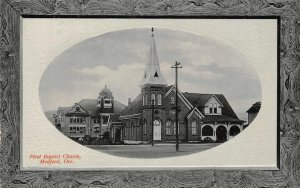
[
  {"left": 191, "top": 121, "right": 197, "bottom": 135},
  {"left": 151, "top": 93, "right": 156, "bottom": 105},
  {"left": 157, "top": 94, "right": 162, "bottom": 105}
]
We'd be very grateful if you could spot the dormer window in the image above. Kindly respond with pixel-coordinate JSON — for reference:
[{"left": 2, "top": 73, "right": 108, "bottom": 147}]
[
  {"left": 205, "top": 96, "right": 223, "bottom": 115},
  {"left": 213, "top": 104, "right": 217, "bottom": 113},
  {"left": 209, "top": 103, "right": 218, "bottom": 114}
]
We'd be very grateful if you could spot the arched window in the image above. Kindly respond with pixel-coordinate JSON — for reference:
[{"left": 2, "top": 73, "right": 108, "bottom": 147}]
[
  {"left": 154, "top": 119, "right": 160, "bottom": 126},
  {"left": 144, "top": 120, "right": 147, "bottom": 135},
  {"left": 202, "top": 125, "right": 213, "bottom": 136},
  {"left": 151, "top": 94, "right": 156, "bottom": 105},
  {"left": 229, "top": 126, "right": 240, "bottom": 136},
  {"left": 192, "top": 121, "right": 197, "bottom": 135},
  {"left": 157, "top": 94, "right": 162, "bottom": 105},
  {"left": 166, "top": 121, "right": 172, "bottom": 135}
]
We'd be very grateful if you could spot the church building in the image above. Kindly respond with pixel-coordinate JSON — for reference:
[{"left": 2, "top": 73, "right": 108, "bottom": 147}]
[{"left": 119, "top": 29, "right": 245, "bottom": 144}]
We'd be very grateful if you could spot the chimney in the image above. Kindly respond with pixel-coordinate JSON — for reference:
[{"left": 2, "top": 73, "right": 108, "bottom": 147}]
[{"left": 128, "top": 98, "right": 132, "bottom": 105}]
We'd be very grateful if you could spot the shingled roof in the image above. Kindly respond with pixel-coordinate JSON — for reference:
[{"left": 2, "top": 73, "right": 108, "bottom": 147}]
[
  {"left": 247, "top": 102, "right": 261, "bottom": 113},
  {"left": 120, "top": 86, "right": 243, "bottom": 123},
  {"left": 61, "top": 99, "right": 126, "bottom": 117},
  {"left": 120, "top": 93, "right": 143, "bottom": 116},
  {"left": 182, "top": 92, "right": 243, "bottom": 123}
]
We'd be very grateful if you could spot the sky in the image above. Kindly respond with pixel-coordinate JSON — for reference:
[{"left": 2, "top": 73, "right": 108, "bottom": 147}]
[{"left": 39, "top": 28, "right": 261, "bottom": 119}]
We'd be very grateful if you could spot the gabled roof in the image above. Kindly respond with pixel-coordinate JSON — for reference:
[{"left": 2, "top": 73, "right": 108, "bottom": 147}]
[
  {"left": 66, "top": 102, "right": 90, "bottom": 116},
  {"left": 61, "top": 99, "right": 126, "bottom": 117},
  {"left": 247, "top": 102, "right": 261, "bottom": 113},
  {"left": 187, "top": 107, "right": 204, "bottom": 119},
  {"left": 182, "top": 92, "right": 239, "bottom": 119},
  {"left": 120, "top": 93, "right": 142, "bottom": 116},
  {"left": 120, "top": 86, "right": 241, "bottom": 123}
]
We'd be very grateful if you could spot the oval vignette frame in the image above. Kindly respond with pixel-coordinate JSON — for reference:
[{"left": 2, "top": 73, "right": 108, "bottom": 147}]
[
  {"left": 0, "top": 0, "right": 295, "bottom": 186},
  {"left": 39, "top": 27, "right": 262, "bottom": 159}
]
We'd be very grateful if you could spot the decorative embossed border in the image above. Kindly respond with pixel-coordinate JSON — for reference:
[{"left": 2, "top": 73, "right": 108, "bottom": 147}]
[{"left": 1, "top": 0, "right": 299, "bottom": 187}]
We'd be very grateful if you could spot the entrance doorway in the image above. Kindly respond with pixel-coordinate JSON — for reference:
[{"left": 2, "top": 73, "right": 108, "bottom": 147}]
[
  {"left": 114, "top": 128, "right": 121, "bottom": 143},
  {"left": 216, "top": 126, "right": 227, "bottom": 142},
  {"left": 153, "top": 119, "right": 161, "bottom": 140}
]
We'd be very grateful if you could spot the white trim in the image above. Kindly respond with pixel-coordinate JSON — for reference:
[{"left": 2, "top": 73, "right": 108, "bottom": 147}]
[
  {"left": 204, "top": 95, "right": 224, "bottom": 107},
  {"left": 165, "top": 86, "right": 193, "bottom": 110},
  {"left": 187, "top": 108, "right": 205, "bottom": 119}
]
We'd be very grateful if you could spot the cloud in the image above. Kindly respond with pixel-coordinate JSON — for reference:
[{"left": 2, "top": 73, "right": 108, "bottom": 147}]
[
  {"left": 40, "top": 28, "right": 261, "bottom": 114},
  {"left": 74, "top": 63, "right": 144, "bottom": 105}
]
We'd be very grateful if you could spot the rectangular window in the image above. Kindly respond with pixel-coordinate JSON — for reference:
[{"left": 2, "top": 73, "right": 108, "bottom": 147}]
[
  {"left": 173, "top": 122, "right": 179, "bottom": 135},
  {"left": 70, "top": 117, "right": 73, "bottom": 123},
  {"left": 166, "top": 121, "right": 171, "bottom": 135},
  {"left": 94, "top": 127, "right": 100, "bottom": 133},
  {"left": 209, "top": 104, "right": 213, "bottom": 113}
]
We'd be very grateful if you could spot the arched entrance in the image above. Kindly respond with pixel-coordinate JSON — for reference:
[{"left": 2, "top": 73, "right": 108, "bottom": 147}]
[
  {"left": 153, "top": 119, "right": 161, "bottom": 140},
  {"left": 229, "top": 126, "right": 240, "bottom": 137},
  {"left": 202, "top": 125, "right": 213, "bottom": 136},
  {"left": 216, "top": 126, "right": 227, "bottom": 142}
]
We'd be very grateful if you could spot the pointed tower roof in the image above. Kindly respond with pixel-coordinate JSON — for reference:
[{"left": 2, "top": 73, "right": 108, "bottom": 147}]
[{"left": 139, "top": 28, "right": 167, "bottom": 87}]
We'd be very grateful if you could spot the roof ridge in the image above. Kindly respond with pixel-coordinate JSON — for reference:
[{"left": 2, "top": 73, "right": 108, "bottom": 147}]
[{"left": 183, "top": 92, "right": 223, "bottom": 95}]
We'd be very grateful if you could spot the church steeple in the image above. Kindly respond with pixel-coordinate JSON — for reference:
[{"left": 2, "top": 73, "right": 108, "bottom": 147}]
[{"left": 139, "top": 28, "right": 167, "bottom": 87}]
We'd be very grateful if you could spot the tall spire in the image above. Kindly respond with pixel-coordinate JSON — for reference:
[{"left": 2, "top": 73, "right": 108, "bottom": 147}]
[{"left": 139, "top": 28, "right": 167, "bottom": 87}]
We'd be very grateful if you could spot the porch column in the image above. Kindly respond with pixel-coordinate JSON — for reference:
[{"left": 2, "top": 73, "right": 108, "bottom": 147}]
[{"left": 227, "top": 122, "right": 230, "bottom": 140}]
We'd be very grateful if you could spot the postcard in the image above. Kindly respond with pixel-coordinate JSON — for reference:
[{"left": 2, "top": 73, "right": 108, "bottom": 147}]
[{"left": 21, "top": 18, "right": 278, "bottom": 170}]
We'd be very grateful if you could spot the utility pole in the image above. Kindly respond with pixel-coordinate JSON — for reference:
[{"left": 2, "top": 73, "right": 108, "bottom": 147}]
[
  {"left": 172, "top": 61, "right": 182, "bottom": 151},
  {"left": 151, "top": 99, "right": 155, "bottom": 146}
]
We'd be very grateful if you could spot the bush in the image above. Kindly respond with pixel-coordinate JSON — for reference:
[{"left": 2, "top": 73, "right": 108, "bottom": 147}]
[{"left": 202, "top": 137, "right": 213, "bottom": 143}]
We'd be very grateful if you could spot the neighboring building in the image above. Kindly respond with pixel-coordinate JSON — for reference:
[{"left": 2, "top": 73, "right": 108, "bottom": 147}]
[
  {"left": 119, "top": 29, "right": 245, "bottom": 144},
  {"left": 246, "top": 102, "right": 261, "bottom": 125},
  {"left": 51, "top": 29, "right": 246, "bottom": 144},
  {"left": 52, "top": 86, "right": 126, "bottom": 140}
]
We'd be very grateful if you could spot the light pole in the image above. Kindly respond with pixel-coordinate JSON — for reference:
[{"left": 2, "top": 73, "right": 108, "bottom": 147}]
[
  {"left": 172, "top": 61, "right": 182, "bottom": 152},
  {"left": 151, "top": 99, "right": 155, "bottom": 146}
]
